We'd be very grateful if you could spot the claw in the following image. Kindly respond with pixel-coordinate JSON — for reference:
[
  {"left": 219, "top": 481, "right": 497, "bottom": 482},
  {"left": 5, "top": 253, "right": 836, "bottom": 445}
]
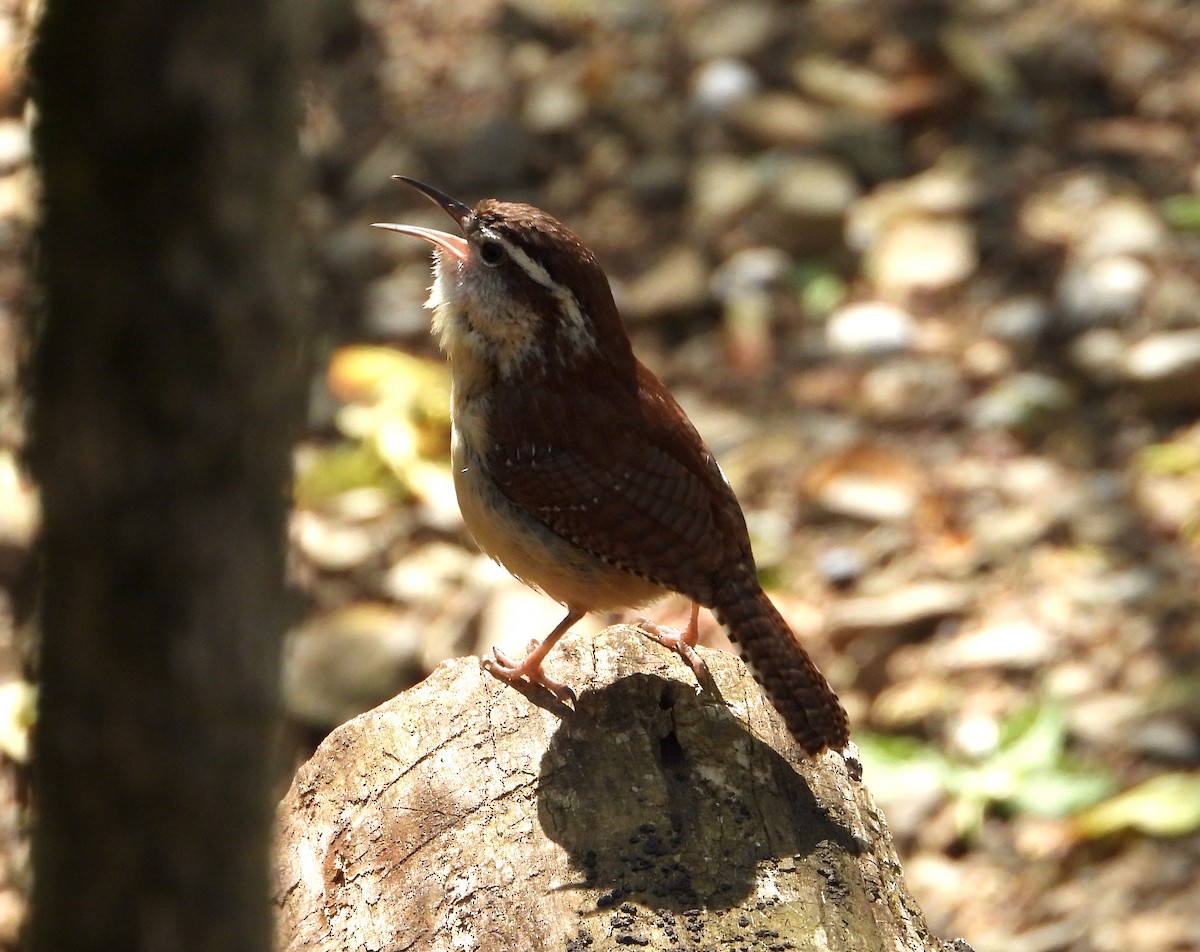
[
  {"left": 636, "top": 602, "right": 711, "bottom": 682},
  {"left": 480, "top": 609, "right": 583, "bottom": 704}
]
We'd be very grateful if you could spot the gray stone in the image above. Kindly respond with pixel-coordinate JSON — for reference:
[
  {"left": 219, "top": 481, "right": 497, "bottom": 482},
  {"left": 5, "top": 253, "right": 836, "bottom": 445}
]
[
  {"left": 691, "top": 58, "right": 759, "bottom": 113},
  {"left": 283, "top": 605, "right": 425, "bottom": 728},
  {"left": 825, "top": 301, "right": 916, "bottom": 356},
  {"left": 983, "top": 296, "right": 1051, "bottom": 343},
  {"left": 826, "top": 582, "right": 973, "bottom": 635},
  {"left": 965, "top": 373, "right": 1076, "bottom": 432},
  {"left": 1058, "top": 254, "right": 1152, "bottom": 325},
  {"left": 772, "top": 154, "right": 860, "bottom": 221}
]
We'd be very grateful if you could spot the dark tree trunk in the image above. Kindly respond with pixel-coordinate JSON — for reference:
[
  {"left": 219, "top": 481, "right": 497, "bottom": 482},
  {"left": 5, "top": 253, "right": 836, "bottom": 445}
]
[{"left": 27, "top": 1, "right": 310, "bottom": 949}]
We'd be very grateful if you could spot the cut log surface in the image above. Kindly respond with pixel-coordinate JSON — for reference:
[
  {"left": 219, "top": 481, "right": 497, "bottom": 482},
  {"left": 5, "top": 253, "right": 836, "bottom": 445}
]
[{"left": 275, "top": 626, "right": 973, "bottom": 952}]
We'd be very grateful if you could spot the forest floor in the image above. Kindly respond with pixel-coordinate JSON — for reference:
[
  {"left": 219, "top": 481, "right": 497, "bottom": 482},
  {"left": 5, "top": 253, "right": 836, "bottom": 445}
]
[{"left": 1, "top": 0, "right": 1199, "bottom": 950}]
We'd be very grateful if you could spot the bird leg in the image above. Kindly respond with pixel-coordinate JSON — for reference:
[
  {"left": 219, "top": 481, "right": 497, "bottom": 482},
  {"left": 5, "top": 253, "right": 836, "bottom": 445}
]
[
  {"left": 637, "top": 602, "right": 710, "bottom": 680},
  {"left": 482, "top": 609, "right": 582, "bottom": 703}
]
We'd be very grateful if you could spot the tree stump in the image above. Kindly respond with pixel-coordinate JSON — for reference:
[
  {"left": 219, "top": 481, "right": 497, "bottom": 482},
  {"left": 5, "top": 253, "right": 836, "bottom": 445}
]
[{"left": 275, "top": 626, "right": 972, "bottom": 951}]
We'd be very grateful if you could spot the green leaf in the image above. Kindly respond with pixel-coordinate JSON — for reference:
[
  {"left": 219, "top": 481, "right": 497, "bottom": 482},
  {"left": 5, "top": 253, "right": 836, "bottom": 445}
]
[
  {"left": 1136, "top": 441, "right": 1200, "bottom": 476},
  {"left": 1007, "top": 769, "right": 1115, "bottom": 819},
  {"left": 1161, "top": 194, "right": 1200, "bottom": 233},
  {"left": 1073, "top": 773, "right": 1200, "bottom": 839}
]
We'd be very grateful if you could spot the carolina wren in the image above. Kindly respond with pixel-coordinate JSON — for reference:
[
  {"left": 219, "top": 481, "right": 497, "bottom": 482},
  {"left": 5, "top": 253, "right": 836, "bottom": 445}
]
[{"left": 374, "top": 177, "right": 849, "bottom": 754}]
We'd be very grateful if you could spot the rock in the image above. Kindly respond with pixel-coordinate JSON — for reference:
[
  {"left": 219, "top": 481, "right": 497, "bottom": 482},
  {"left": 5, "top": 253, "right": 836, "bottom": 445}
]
[
  {"left": 283, "top": 604, "right": 426, "bottom": 728},
  {"left": 1058, "top": 254, "right": 1152, "bottom": 325},
  {"left": 729, "top": 92, "right": 828, "bottom": 147},
  {"left": 0, "top": 119, "right": 28, "bottom": 174},
  {"left": 937, "top": 621, "right": 1057, "bottom": 671},
  {"left": 292, "top": 509, "right": 381, "bottom": 572},
  {"left": 381, "top": 541, "right": 478, "bottom": 607},
  {"left": 825, "top": 582, "right": 972, "bottom": 636},
  {"left": 683, "top": 1, "right": 779, "bottom": 59},
  {"left": 624, "top": 153, "right": 688, "bottom": 206},
  {"left": 816, "top": 546, "right": 866, "bottom": 588},
  {"left": 1123, "top": 330, "right": 1200, "bottom": 381},
  {"left": 690, "top": 58, "right": 759, "bottom": 113},
  {"left": 847, "top": 155, "right": 982, "bottom": 252},
  {"left": 689, "top": 153, "right": 763, "bottom": 232},
  {"left": 1070, "top": 328, "right": 1126, "bottom": 383},
  {"left": 773, "top": 154, "right": 861, "bottom": 222},
  {"left": 620, "top": 245, "right": 710, "bottom": 320},
  {"left": 858, "top": 358, "right": 967, "bottom": 422},
  {"left": 806, "top": 465, "right": 919, "bottom": 523},
  {"left": 1127, "top": 719, "right": 1200, "bottom": 762},
  {"left": 711, "top": 246, "right": 790, "bottom": 299},
  {"left": 866, "top": 216, "right": 978, "bottom": 295},
  {"left": 792, "top": 53, "right": 893, "bottom": 115},
  {"left": 711, "top": 247, "right": 791, "bottom": 375},
  {"left": 965, "top": 373, "right": 1076, "bottom": 433},
  {"left": 522, "top": 78, "right": 587, "bottom": 133},
  {"left": 1121, "top": 330, "right": 1200, "bottom": 409},
  {"left": 825, "top": 301, "right": 916, "bottom": 356},
  {"left": 983, "top": 296, "right": 1051, "bottom": 344},
  {"left": 1075, "top": 196, "right": 1168, "bottom": 260},
  {"left": 275, "top": 629, "right": 970, "bottom": 952},
  {"left": 1066, "top": 692, "right": 1142, "bottom": 747}
]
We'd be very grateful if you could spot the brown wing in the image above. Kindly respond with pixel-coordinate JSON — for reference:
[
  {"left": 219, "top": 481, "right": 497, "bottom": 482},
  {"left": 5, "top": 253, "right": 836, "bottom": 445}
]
[{"left": 485, "top": 361, "right": 753, "bottom": 605}]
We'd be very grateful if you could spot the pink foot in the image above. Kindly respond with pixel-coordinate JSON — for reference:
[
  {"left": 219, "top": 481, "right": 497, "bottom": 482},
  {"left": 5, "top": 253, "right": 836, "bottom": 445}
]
[
  {"left": 636, "top": 603, "right": 710, "bottom": 681},
  {"left": 482, "top": 644, "right": 576, "bottom": 703}
]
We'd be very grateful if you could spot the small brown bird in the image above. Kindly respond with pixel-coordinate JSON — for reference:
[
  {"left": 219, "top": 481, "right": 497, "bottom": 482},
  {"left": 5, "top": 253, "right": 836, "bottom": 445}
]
[{"left": 374, "top": 177, "right": 849, "bottom": 754}]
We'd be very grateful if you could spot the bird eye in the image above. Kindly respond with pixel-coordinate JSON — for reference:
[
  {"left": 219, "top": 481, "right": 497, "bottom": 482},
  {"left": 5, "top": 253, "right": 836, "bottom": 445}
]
[{"left": 478, "top": 240, "right": 505, "bottom": 267}]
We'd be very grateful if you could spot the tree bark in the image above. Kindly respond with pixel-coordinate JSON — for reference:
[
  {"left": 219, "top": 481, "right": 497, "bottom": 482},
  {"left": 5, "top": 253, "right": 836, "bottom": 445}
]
[
  {"left": 28, "top": 1, "right": 309, "bottom": 949},
  {"left": 275, "top": 628, "right": 973, "bottom": 952}
]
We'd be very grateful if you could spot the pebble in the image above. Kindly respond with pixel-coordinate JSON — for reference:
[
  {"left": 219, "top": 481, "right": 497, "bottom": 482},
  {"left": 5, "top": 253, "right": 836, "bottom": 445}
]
[
  {"left": 938, "top": 621, "right": 1057, "bottom": 670},
  {"left": 0, "top": 119, "right": 28, "bottom": 174},
  {"left": 283, "top": 604, "right": 426, "bottom": 728},
  {"left": 772, "top": 154, "right": 861, "bottom": 222},
  {"left": 1067, "top": 692, "right": 1142, "bottom": 747},
  {"left": 691, "top": 58, "right": 759, "bottom": 113},
  {"left": 825, "top": 300, "right": 916, "bottom": 356},
  {"left": 1127, "top": 719, "right": 1200, "bottom": 762},
  {"left": 711, "top": 246, "right": 790, "bottom": 299},
  {"left": 292, "top": 510, "right": 380, "bottom": 572},
  {"left": 1058, "top": 254, "right": 1152, "bottom": 325},
  {"left": 620, "top": 246, "right": 710, "bottom": 320},
  {"left": 807, "top": 468, "right": 920, "bottom": 523},
  {"left": 964, "top": 372, "right": 1076, "bottom": 432},
  {"left": 847, "top": 156, "right": 982, "bottom": 251},
  {"left": 730, "top": 92, "right": 828, "bottom": 147},
  {"left": 1075, "top": 196, "right": 1167, "bottom": 260},
  {"left": 381, "top": 541, "right": 476, "bottom": 607},
  {"left": 825, "top": 581, "right": 972, "bottom": 635},
  {"left": 867, "top": 216, "right": 978, "bottom": 294},
  {"left": 1070, "top": 328, "right": 1126, "bottom": 383},
  {"left": 983, "top": 296, "right": 1051, "bottom": 344},
  {"left": 684, "top": 1, "right": 779, "bottom": 60},
  {"left": 816, "top": 546, "right": 866, "bottom": 588},
  {"left": 688, "top": 153, "right": 763, "bottom": 232},
  {"left": 1123, "top": 330, "right": 1200, "bottom": 381},
  {"left": 523, "top": 79, "right": 587, "bottom": 133},
  {"left": 858, "top": 358, "right": 967, "bottom": 421}
]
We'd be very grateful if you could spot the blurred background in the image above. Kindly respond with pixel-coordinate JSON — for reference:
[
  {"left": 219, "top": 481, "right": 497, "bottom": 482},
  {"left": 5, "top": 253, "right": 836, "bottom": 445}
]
[{"left": 0, "top": 0, "right": 1199, "bottom": 949}]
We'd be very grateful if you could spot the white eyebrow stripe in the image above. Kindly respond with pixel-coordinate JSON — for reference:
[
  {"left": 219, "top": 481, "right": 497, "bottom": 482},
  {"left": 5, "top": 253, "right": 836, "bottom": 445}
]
[{"left": 489, "top": 232, "right": 596, "bottom": 357}]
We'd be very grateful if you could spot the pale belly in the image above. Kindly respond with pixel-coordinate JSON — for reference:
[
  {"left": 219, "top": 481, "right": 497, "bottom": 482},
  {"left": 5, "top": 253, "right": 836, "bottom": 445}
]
[{"left": 451, "top": 434, "right": 667, "bottom": 613}]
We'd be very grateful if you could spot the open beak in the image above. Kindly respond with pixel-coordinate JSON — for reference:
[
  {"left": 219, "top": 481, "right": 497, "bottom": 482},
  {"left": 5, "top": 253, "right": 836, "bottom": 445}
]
[{"left": 371, "top": 176, "right": 473, "bottom": 262}]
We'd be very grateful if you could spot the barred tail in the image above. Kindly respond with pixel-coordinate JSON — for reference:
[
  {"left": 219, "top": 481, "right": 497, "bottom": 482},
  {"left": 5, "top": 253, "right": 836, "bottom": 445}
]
[{"left": 714, "top": 584, "right": 849, "bottom": 755}]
